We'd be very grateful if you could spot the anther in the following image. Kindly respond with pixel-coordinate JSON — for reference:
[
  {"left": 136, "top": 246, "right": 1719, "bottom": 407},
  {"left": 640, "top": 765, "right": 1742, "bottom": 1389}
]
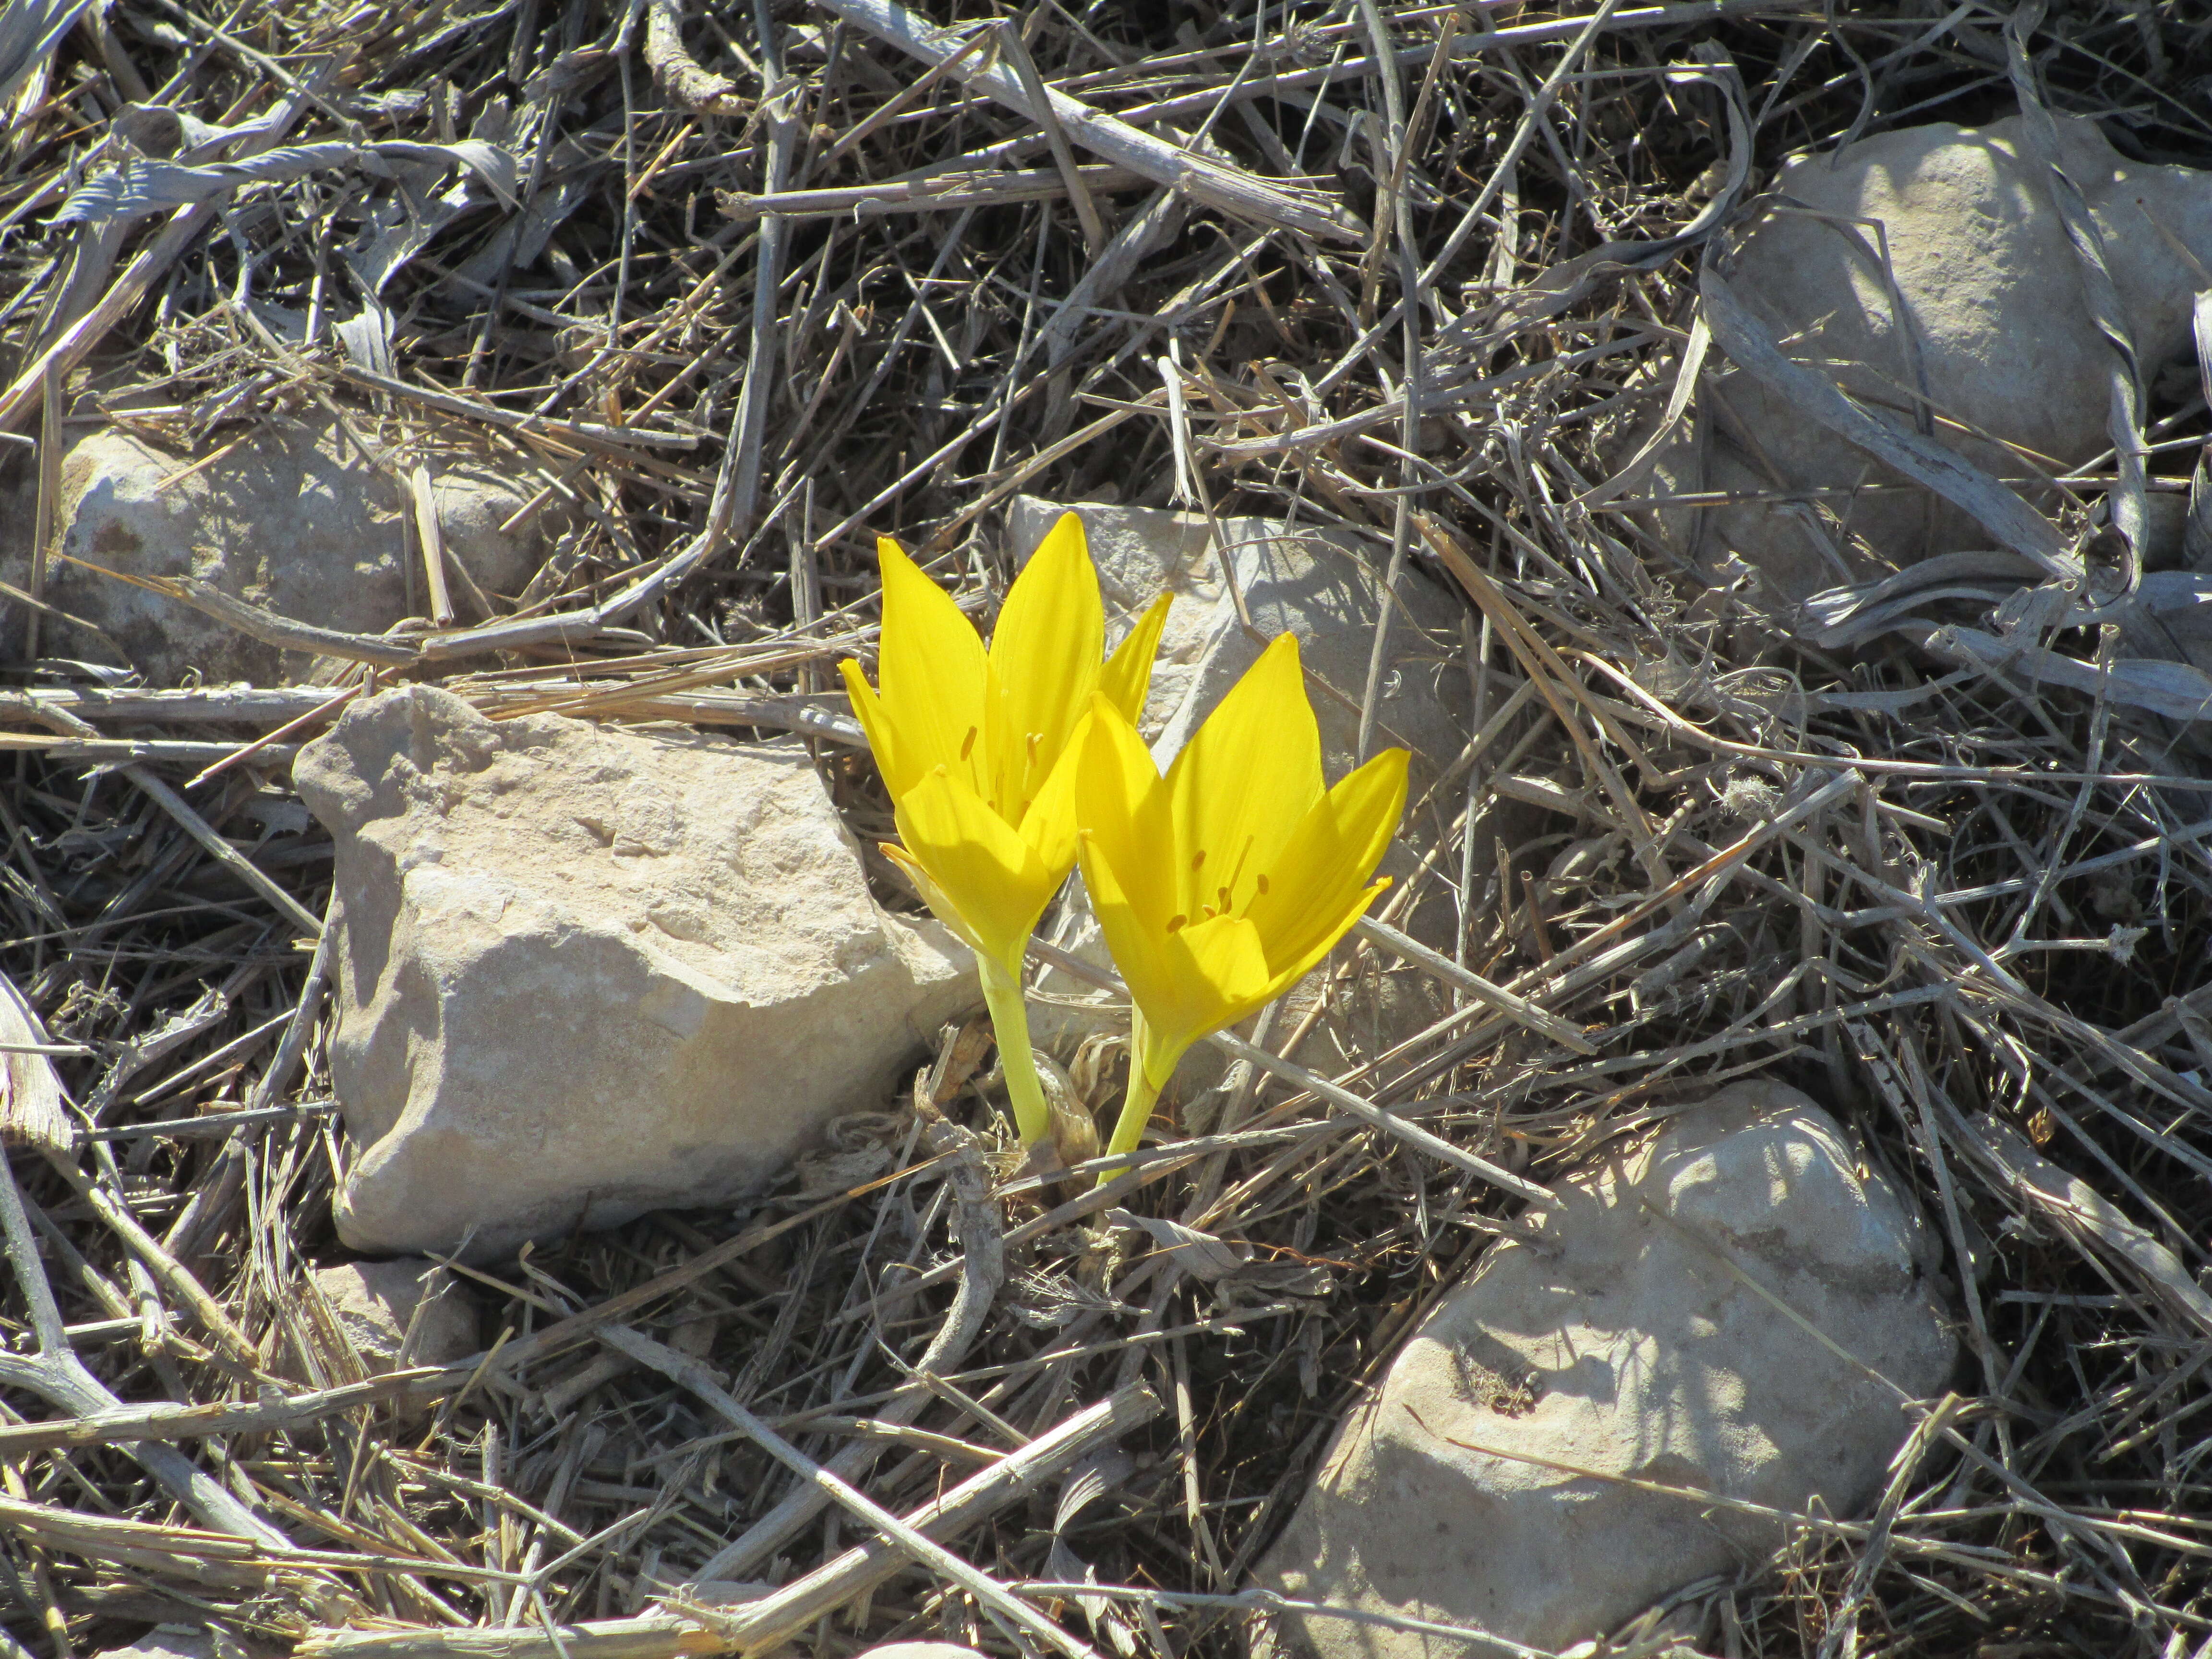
[
  {"left": 1166, "top": 914, "right": 1188, "bottom": 933},
  {"left": 959, "top": 726, "right": 979, "bottom": 761},
  {"left": 1190, "top": 849, "right": 1207, "bottom": 870},
  {"left": 1256, "top": 873, "right": 1270, "bottom": 895}
]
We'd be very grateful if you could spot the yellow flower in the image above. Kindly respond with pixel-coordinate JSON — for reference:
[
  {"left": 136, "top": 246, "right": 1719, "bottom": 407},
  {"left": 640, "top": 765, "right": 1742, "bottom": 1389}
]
[
  {"left": 840, "top": 515, "right": 1170, "bottom": 1144},
  {"left": 1074, "top": 634, "right": 1408, "bottom": 1167}
]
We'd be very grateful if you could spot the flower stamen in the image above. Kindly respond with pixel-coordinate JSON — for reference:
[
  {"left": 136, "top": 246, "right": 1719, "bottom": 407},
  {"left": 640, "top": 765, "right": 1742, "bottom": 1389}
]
[{"left": 1224, "top": 833, "right": 1256, "bottom": 901}]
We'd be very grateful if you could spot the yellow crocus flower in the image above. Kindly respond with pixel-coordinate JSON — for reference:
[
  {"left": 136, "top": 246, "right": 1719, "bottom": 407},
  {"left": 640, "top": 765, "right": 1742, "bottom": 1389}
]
[
  {"left": 1074, "top": 634, "right": 1408, "bottom": 1167},
  {"left": 840, "top": 515, "right": 1170, "bottom": 1145}
]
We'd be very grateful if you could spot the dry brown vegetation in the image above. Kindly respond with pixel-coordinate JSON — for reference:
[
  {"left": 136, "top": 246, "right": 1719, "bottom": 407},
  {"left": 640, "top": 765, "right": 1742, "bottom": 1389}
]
[{"left": 3, "top": 1, "right": 2212, "bottom": 1656}]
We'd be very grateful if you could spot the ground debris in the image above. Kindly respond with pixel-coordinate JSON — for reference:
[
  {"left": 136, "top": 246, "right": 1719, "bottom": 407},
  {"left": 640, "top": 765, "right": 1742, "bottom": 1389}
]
[{"left": 0, "top": 3, "right": 2208, "bottom": 1658}]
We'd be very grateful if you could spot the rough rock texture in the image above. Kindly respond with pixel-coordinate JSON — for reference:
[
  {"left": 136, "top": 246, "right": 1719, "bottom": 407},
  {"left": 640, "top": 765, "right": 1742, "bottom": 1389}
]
[
  {"left": 309, "top": 1259, "right": 480, "bottom": 1370},
  {"left": 1003, "top": 498, "right": 1475, "bottom": 1098},
  {"left": 1646, "top": 114, "right": 2212, "bottom": 603},
  {"left": 297, "top": 686, "right": 975, "bottom": 1260},
  {"left": 96, "top": 1629, "right": 214, "bottom": 1659},
  {"left": 5, "top": 418, "right": 558, "bottom": 685},
  {"left": 1256, "top": 1079, "right": 1959, "bottom": 1657}
]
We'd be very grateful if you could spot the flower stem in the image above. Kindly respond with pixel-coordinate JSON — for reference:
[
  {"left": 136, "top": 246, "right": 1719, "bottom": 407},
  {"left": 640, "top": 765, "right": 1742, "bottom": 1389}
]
[
  {"left": 978, "top": 959, "right": 1049, "bottom": 1145},
  {"left": 1103, "top": 1067, "right": 1163, "bottom": 1174}
]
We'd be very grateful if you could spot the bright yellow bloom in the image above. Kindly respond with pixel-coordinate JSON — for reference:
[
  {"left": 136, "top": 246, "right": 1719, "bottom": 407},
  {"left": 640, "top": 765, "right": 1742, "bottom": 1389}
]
[
  {"left": 1074, "top": 634, "right": 1408, "bottom": 1167},
  {"left": 840, "top": 515, "right": 1170, "bottom": 1144}
]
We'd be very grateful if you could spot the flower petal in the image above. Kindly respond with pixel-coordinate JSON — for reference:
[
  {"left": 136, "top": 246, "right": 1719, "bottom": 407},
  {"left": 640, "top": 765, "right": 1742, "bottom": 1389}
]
[
  {"left": 893, "top": 765, "right": 1059, "bottom": 975},
  {"left": 1018, "top": 709, "right": 1091, "bottom": 882},
  {"left": 1099, "top": 592, "right": 1173, "bottom": 724},
  {"left": 1163, "top": 633, "right": 1325, "bottom": 922},
  {"left": 1075, "top": 825, "right": 1184, "bottom": 1046},
  {"left": 876, "top": 537, "right": 989, "bottom": 795},
  {"left": 839, "top": 660, "right": 914, "bottom": 799},
  {"left": 1242, "top": 745, "right": 1409, "bottom": 993},
  {"left": 1160, "top": 912, "right": 1271, "bottom": 1054},
  {"left": 988, "top": 513, "right": 1103, "bottom": 827},
  {"left": 879, "top": 842, "right": 989, "bottom": 962},
  {"left": 1263, "top": 877, "right": 1392, "bottom": 1003},
  {"left": 1079, "top": 840, "right": 1255, "bottom": 1071},
  {"left": 1072, "top": 697, "right": 1175, "bottom": 936}
]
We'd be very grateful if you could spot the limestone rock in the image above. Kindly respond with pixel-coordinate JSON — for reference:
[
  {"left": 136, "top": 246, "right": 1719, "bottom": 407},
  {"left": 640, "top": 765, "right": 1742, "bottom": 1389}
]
[
  {"left": 296, "top": 685, "right": 975, "bottom": 1260},
  {"left": 1005, "top": 497, "right": 1469, "bottom": 777},
  {"left": 96, "top": 1629, "right": 215, "bottom": 1659},
  {"left": 1000, "top": 499, "right": 1475, "bottom": 1101},
  {"left": 309, "top": 1258, "right": 480, "bottom": 1370},
  {"left": 7, "top": 418, "right": 557, "bottom": 685},
  {"left": 1645, "top": 115, "right": 2212, "bottom": 603},
  {"left": 1256, "top": 1079, "right": 1958, "bottom": 1657}
]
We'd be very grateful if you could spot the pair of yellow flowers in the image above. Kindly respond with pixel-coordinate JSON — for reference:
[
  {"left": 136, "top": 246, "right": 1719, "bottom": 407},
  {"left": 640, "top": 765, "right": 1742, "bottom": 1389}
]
[{"left": 839, "top": 513, "right": 1409, "bottom": 1168}]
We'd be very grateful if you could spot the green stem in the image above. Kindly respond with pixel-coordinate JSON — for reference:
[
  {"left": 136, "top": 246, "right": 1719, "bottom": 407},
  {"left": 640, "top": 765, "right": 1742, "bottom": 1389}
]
[
  {"left": 978, "top": 959, "right": 1050, "bottom": 1145},
  {"left": 1101, "top": 1008, "right": 1168, "bottom": 1182},
  {"left": 1103, "top": 1069, "right": 1163, "bottom": 1169}
]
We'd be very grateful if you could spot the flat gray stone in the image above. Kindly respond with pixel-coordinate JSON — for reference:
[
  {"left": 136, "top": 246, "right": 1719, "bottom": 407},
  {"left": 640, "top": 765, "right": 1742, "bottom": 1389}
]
[
  {"left": 96, "top": 1629, "right": 214, "bottom": 1659},
  {"left": 7, "top": 417, "right": 558, "bottom": 685},
  {"left": 1640, "top": 114, "right": 2212, "bottom": 603},
  {"left": 309, "top": 1258, "right": 479, "bottom": 1370},
  {"left": 297, "top": 685, "right": 975, "bottom": 1259},
  {"left": 1004, "top": 497, "right": 1469, "bottom": 781},
  {"left": 1256, "top": 1078, "right": 1958, "bottom": 1656}
]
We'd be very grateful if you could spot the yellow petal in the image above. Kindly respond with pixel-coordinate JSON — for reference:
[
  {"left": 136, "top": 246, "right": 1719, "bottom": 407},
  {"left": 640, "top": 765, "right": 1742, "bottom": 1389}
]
[
  {"left": 1165, "top": 912, "right": 1272, "bottom": 1045},
  {"left": 1078, "top": 828, "right": 1244, "bottom": 1061},
  {"left": 840, "top": 659, "right": 915, "bottom": 800},
  {"left": 987, "top": 513, "right": 1104, "bottom": 827},
  {"left": 1266, "top": 875, "right": 1391, "bottom": 1004},
  {"left": 893, "top": 765, "right": 1059, "bottom": 975},
  {"left": 1099, "top": 592, "right": 1173, "bottom": 724},
  {"left": 879, "top": 842, "right": 990, "bottom": 962},
  {"left": 1082, "top": 823, "right": 1270, "bottom": 1095},
  {"left": 1018, "top": 709, "right": 1091, "bottom": 881},
  {"left": 1162, "top": 633, "right": 1324, "bottom": 922},
  {"left": 876, "top": 537, "right": 989, "bottom": 795},
  {"left": 1242, "top": 746, "right": 1409, "bottom": 993},
  {"left": 1075, "top": 820, "right": 1183, "bottom": 1045},
  {"left": 1073, "top": 697, "right": 1175, "bottom": 935}
]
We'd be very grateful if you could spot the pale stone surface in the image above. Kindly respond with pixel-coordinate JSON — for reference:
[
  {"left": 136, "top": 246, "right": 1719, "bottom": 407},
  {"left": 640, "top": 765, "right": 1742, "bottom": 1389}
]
[
  {"left": 1256, "top": 1079, "right": 1958, "bottom": 1657},
  {"left": 5, "top": 418, "right": 558, "bottom": 685},
  {"left": 1005, "top": 497, "right": 1469, "bottom": 778},
  {"left": 296, "top": 685, "right": 975, "bottom": 1260},
  {"left": 1002, "top": 499, "right": 1474, "bottom": 1099},
  {"left": 1645, "top": 115, "right": 2212, "bottom": 603},
  {"left": 96, "top": 1629, "right": 214, "bottom": 1659},
  {"left": 309, "top": 1258, "right": 480, "bottom": 1370}
]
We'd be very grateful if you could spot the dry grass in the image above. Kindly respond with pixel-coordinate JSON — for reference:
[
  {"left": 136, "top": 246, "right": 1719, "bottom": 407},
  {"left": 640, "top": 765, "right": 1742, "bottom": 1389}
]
[{"left": 3, "top": 2, "right": 2212, "bottom": 1657}]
